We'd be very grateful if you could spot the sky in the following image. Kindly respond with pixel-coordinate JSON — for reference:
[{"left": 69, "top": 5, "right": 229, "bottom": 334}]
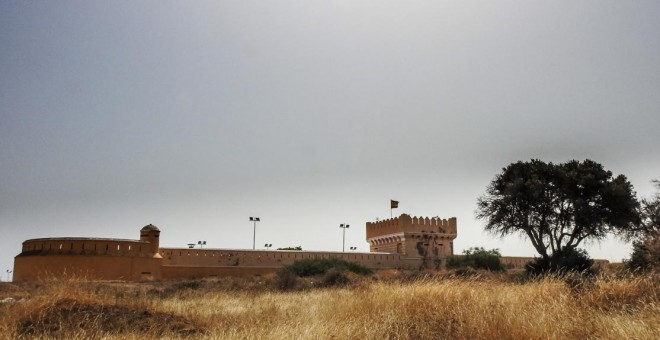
[{"left": 1, "top": 1, "right": 659, "bottom": 280}]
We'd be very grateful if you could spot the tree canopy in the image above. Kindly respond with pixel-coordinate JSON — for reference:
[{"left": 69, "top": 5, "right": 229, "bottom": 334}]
[{"left": 476, "top": 159, "right": 640, "bottom": 264}]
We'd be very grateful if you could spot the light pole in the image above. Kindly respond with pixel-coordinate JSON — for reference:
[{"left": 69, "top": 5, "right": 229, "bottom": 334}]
[
  {"left": 340, "top": 223, "right": 350, "bottom": 252},
  {"left": 6, "top": 270, "right": 12, "bottom": 282},
  {"left": 187, "top": 243, "right": 195, "bottom": 249},
  {"left": 250, "top": 217, "right": 260, "bottom": 250},
  {"left": 350, "top": 246, "right": 357, "bottom": 251},
  {"left": 198, "top": 241, "right": 206, "bottom": 249},
  {"left": 264, "top": 243, "right": 272, "bottom": 250}
]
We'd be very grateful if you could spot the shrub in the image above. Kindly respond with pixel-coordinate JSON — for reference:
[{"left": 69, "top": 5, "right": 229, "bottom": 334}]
[
  {"left": 321, "top": 268, "right": 350, "bottom": 287},
  {"left": 275, "top": 268, "right": 298, "bottom": 291},
  {"left": 284, "top": 258, "right": 372, "bottom": 277},
  {"left": 277, "top": 246, "right": 303, "bottom": 250},
  {"left": 627, "top": 233, "right": 660, "bottom": 272},
  {"left": 446, "top": 247, "right": 505, "bottom": 271},
  {"left": 526, "top": 247, "right": 594, "bottom": 275}
]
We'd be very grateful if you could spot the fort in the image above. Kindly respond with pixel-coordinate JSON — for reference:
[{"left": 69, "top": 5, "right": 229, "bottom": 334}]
[{"left": 12, "top": 214, "right": 606, "bottom": 281}]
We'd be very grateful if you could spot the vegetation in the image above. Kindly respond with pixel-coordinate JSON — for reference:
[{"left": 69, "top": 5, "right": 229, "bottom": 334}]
[
  {"left": 526, "top": 246, "right": 594, "bottom": 275},
  {"left": 1, "top": 272, "right": 658, "bottom": 339},
  {"left": 477, "top": 159, "right": 640, "bottom": 269},
  {"left": 283, "top": 257, "right": 372, "bottom": 277},
  {"left": 277, "top": 246, "right": 303, "bottom": 250},
  {"left": 446, "top": 247, "right": 505, "bottom": 271},
  {"left": 627, "top": 179, "right": 660, "bottom": 271}
]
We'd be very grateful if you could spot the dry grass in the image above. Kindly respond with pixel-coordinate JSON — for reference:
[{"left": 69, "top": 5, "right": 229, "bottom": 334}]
[{"left": 0, "top": 272, "right": 658, "bottom": 339}]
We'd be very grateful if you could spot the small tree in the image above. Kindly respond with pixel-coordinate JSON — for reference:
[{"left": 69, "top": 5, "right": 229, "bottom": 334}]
[{"left": 446, "top": 247, "right": 505, "bottom": 271}]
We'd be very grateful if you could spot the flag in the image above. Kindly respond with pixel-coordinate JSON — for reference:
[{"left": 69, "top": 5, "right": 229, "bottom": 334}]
[{"left": 391, "top": 200, "right": 399, "bottom": 209}]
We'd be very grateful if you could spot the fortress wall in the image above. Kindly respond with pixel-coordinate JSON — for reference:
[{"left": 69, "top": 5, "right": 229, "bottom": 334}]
[
  {"left": 499, "top": 256, "right": 610, "bottom": 270},
  {"left": 13, "top": 238, "right": 161, "bottom": 282},
  {"left": 159, "top": 248, "right": 422, "bottom": 279},
  {"left": 13, "top": 255, "right": 161, "bottom": 281}
]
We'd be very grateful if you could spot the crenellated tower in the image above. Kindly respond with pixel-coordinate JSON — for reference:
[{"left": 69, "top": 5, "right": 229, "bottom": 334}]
[{"left": 366, "top": 214, "right": 457, "bottom": 268}]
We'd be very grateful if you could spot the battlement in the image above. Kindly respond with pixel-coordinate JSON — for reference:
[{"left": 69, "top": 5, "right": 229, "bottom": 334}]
[
  {"left": 18, "top": 238, "right": 158, "bottom": 257},
  {"left": 366, "top": 214, "right": 457, "bottom": 239}
]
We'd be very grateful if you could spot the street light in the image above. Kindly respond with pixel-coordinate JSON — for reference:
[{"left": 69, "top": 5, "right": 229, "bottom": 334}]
[
  {"left": 340, "top": 223, "right": 350, "bottom": 252},
  {"left": 6, "top": 270, "right": 12, "bottom": 282},
  {"left": 264, "top": 243, "right": 272, "bottom": 250},
  {"left": 187, "top": 243, "right": 195, "bottom": 248},
  {"left": 198, "top": 241, "right": 206, "bottom": 249},
  {"left": 250, "top": 217, "right": 260, "bottom": 250},
  {"left": 350, "top": 247, "right": 357, "bottom": 251}
]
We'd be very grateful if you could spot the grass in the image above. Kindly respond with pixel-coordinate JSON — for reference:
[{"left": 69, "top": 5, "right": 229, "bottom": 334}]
[{"left": 0, "top": 271, "right": 658, "bottom": 339}]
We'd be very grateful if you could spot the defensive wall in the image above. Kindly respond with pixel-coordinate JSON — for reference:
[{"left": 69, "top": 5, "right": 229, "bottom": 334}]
[
  {"left": 13, "top": 225, "right": 162, "bottom": 281},
  {"left": 158, "top": 248, "right": 420, "bottom": 279},
  {"left": 14, "top": 215, "right": 451, "bottom": 281},
  {"left": 13, "top": 214, "right": 609, "bottom": 282}
]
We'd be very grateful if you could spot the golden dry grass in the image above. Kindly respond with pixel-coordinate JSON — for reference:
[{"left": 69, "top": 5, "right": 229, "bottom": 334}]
[{"left": 0, "top": 272, "right": 658, "bottom": 339}]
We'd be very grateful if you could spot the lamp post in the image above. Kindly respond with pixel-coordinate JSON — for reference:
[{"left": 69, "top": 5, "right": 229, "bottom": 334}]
[
  {"left": 340, "top": 223, "right": 350, "bottom": 252},
  {"left": 6, "top": 270, "right": 12, "bottom": 282},
  {"left": 350, "top": 246, "right": 357, "bottom": 251},
  {"left": 187, "top": 243, "right": 195, "bottom": 249},
  {"left": 264, "top": 243, "right": 272, "bottom": 250},
  {"left": 250, "top": 217, "right": 260, "bottom": 250},
  {"left": 198, "top": 240, "right": 206, "bottom": 249}
]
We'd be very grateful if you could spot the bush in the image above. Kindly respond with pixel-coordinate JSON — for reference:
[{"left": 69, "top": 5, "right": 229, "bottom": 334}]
[
  {"left": 284, "top": 258, "right": 372, "bottom": 277},
  {"left": 274, "top": 268, "right": 298, "bottom": 291},
  {"left": 526, "top": 247, "right": 594, "bottom": 275},
  {"left": 627, "top": 234, "right": 660, "bottom": 272},
  {"left": 446, "top": 247, "right": 505, "bottom": 271},
  {"left": 321, "top": 268, "right": 350, "bottom": 287}
]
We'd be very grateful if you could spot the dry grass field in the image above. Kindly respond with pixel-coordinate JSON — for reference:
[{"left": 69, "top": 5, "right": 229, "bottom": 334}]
[{"left": 0, "top": 271, "right": 658, "bottom": 339}]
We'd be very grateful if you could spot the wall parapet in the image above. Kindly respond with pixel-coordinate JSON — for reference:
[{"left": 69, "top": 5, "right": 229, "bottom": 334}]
[
  {"left": 18, "top": 238, "right": 154, "bottom": 257},
  {"left": 366, "top": 214, "right": 457, "bottom": 238}
]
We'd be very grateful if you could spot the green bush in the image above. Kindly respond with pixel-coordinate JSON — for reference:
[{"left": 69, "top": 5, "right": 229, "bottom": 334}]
[
  {"left": 526, "top": 247, "right": 594, "bottom": 275},
  {"left": 446, "top": 247, "right": 505, "bottom": 271},
  {"left": 284, "top": 257, "right": 372, "bottom": 277}
]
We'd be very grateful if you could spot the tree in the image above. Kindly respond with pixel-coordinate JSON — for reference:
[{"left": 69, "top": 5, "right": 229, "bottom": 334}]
[
  {"left": 476, "top": 159, "right": 640, "bottom": 268},
  {"left": 446, "top": 247, "right": 505, "bottom": 271}
]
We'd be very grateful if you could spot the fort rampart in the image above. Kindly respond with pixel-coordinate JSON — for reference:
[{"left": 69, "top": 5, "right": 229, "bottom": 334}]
[
  {"left": 13, "top": 237, "right": 162, "bottom": 281},
  {"left": 13, "top": 215, "right": 608, "bottom": 282}
]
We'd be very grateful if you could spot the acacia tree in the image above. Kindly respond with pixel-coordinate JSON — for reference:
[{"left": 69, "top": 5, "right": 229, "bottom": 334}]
[{"left": 476, "top": 159, "right": 640, "bottom": 265}]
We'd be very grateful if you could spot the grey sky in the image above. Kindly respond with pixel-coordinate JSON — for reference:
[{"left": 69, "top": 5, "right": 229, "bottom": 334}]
[{"left": 2, "top": 1, "right": 659, "bottom": 277}]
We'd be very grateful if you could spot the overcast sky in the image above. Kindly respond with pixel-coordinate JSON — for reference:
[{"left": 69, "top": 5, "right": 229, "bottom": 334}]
[{"left": 1, "top": 1, "right": 659, "bottom": 279}]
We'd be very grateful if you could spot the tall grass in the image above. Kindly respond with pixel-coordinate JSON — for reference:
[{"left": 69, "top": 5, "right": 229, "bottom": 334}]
[{"left": 0, "top": 272, "right": 658, "bottom": 339}]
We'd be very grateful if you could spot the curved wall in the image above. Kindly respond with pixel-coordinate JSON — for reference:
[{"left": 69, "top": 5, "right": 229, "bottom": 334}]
[{"left": 13, "top": 238, "right": 162, "bottom": 282}]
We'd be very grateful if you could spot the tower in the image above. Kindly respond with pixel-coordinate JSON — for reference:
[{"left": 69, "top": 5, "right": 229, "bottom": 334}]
[
  {"left": 366, "top": 214, "right": 457, "bottom": 269},
  {"left": 140, "top": 224, "right": 161, "bottom": 254}
]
